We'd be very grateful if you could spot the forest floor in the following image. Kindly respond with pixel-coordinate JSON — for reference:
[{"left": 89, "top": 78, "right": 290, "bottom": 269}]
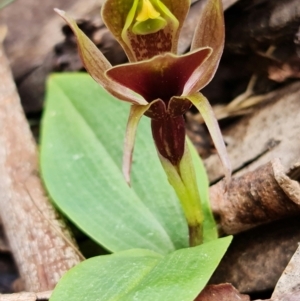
[{"left": 0, "top": 0, "right": 300, "bottom": 300}]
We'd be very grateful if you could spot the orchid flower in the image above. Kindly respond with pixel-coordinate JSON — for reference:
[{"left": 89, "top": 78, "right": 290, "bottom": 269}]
[{"left": 55, "top": 0, "right": 231, "bottom": 246}]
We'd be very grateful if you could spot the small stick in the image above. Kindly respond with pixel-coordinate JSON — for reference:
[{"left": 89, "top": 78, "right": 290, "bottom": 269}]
[{"left": 210, "top": 158, "right": 300, "bottom": 234}]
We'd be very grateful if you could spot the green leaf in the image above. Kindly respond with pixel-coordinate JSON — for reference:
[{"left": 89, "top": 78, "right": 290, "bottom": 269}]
[
  {"left": 187, "top": 138, "right": 218, "bottom": 241},
  {"left": 0, "top": 0, "right": 15, "bottom": 9},
  {"left": 50, "top": 236, "right": 232, "bottom": 301},
  {"left": 41, "top": 73, "right": 220, "bottom": 253},
  {"left": 41, "top": 73, "right": 188, "bottom": 254}
]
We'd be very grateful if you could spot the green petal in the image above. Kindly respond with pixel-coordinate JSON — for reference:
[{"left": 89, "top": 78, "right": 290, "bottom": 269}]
[
  {"left": 101, "top": 0, "right": 190, "bottom": 61},
  {"left": 123, "top": 103, "right": 152, "bottom": 184},
  {"left": 187, "top": 92, "right": 231, "bottom": 184},
  {"left": 184, "top": 0, "right": 225, "bottom": 94},
  {"left": 55, "top": 9, "right": 147, "bottom": 105}
]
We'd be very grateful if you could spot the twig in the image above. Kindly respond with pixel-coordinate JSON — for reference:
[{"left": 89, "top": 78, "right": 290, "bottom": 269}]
[{"left": 210, "top": 158, "right": 300, "bottom": 234}]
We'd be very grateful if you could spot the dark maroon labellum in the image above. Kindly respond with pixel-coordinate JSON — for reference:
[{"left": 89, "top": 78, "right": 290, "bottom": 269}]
[{"left": 151, "top": 114, "right": 185, "bottom": 165}]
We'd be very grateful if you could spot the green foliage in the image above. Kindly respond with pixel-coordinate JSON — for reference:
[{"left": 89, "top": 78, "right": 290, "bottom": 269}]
[
  {"left": 0, "top": 0, "right": 15, "bottom": 9},
  {"left": 50, "top": 237, "right": 232, "bottom": 301},
  {"left": 41, "top": 73, "right": 217, "bottom": 253},
  {"left": 41, "top": 73, "right": 186, "bottom": 254}
]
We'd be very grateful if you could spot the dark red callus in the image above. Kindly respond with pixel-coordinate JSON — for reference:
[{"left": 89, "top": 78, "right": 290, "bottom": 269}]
[
  {"left": 151, "top": 115, "right": 186, "bottom": 166},
  {"left": 144, "top": 97, "right": 191, "bottom": 165}
]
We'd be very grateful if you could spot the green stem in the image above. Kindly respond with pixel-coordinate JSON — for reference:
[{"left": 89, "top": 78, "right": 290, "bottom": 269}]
[{"left": 158, "top": 138, "right": 203, "bottom": 247}]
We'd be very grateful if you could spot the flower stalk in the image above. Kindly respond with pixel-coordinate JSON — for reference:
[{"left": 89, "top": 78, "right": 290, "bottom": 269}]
[{"left": 159, "top": 139, "right": 204, "bottom": 246}]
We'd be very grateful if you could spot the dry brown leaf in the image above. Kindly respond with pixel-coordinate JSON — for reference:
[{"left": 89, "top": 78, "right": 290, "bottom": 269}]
[
  {"left": 272, "top": 244, "right": 300, "bottom": 299},
  {"left": 210, "top": 217, "right": 300, "bottom": 293},
  {"left": 205, "top": 81, "right": 300, "bottom": 183},
  {"left": 195, "top": 284, "right": 250, "bottom": 301}
]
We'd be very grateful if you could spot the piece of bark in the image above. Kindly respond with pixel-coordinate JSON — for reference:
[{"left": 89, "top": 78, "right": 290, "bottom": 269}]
[
  {"left": 0, "top": 291, "right": 51, "bottom": 301},
  {"left": 0, "top": 30, "right": 82, "bottom": 291},
  {"left": 210, "top": 159, "right": 300, "bottom": 234},
  {"left": 205, "top": 81, "right": 300, "bottom": 183},
  {"left": 195, "top": 283, "right": 250, "bottom": 301},
  {"left": 211, "top": 217, "right": 300, "bottom": 293},
  {"left": 272, "top": 244, "right": 300, "bottom": 298}
]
